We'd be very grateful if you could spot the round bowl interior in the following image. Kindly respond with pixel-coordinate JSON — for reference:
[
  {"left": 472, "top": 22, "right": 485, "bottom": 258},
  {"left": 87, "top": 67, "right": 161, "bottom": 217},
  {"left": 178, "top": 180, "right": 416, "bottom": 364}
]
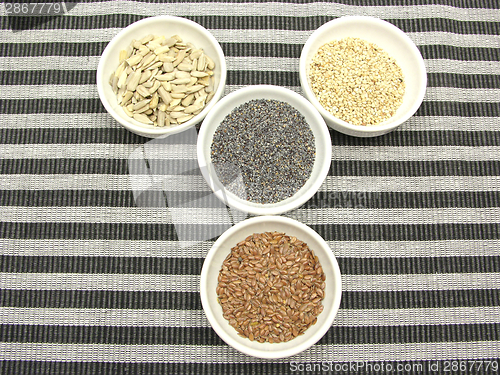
[
  {"left": 97, "top": 15, "right": 227, "bottom": 138},
  {"left": 300, "top": 16, "right": 427, "bottom": 137},
  {"left": 197, "top": 85, "right": 332, "bottom": 216},
  {"left": 200, "top": 216, "right": 342, "bottom": 359}
]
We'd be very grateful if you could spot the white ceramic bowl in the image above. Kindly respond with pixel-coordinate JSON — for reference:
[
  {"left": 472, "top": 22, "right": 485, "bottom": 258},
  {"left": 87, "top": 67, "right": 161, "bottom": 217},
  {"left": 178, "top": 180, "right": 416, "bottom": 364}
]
[
  {"left": 200, "top": 215, "right": 342, "bottom": 359},
  {"left": 97, "top": 16, "right": 227, "bottom": 138},
  {"left": 300, "top": 16, "right": 427, "bottom": 137},
  {"left": 197, "top": 85, "right": 332, "bottom": 216}
]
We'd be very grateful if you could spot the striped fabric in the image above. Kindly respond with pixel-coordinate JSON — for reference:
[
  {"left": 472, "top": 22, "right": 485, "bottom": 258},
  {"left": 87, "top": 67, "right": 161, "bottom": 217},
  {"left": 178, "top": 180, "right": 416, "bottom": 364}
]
[{"left": 1, "top": 0, "right": 499, "bottom": 374}]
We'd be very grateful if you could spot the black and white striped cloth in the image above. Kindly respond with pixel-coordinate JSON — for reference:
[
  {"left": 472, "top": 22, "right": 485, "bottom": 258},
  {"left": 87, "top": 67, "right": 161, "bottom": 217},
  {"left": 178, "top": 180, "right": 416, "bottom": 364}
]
[{"left": 1, "top": 1, "right": 499, "bottom": 374}]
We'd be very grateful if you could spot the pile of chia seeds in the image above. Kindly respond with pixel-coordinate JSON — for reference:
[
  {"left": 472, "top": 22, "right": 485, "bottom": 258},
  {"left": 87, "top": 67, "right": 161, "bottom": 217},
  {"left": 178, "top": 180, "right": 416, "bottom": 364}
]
[{"left": 210, "top": 99, "right": 315, "bottom": 204}]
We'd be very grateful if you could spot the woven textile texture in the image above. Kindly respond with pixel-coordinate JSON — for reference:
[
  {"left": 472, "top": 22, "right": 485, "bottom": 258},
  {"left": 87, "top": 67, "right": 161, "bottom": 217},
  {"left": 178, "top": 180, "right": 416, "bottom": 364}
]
[{"left": 0, "top": 0, "right": 499, "bottom": 374}]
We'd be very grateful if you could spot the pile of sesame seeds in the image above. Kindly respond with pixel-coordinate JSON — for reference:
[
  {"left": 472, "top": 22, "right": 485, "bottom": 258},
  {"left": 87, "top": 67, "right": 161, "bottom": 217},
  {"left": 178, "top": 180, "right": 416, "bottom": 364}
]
[
  {"left": 309, "top": 37, "right": 405, "bottom": 126},
  {"left": 210, "top": 99, "right": 315, "bottom": 204}
]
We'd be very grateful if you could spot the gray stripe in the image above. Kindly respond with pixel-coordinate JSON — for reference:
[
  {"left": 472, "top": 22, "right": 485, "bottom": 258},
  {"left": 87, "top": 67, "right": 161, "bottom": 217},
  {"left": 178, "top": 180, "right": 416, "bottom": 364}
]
[
  {"left": 1, "top": 272, "right": 498, "bottom": 292},
  {"left": 3, "top": 144, "right": 500, "bottom": 161},
  {"left": 1, "top": 175, "right": 499, "bottom": 192},
  {"left": 1, "top": 56, "right": 499, "bottom": 74},
  {"left": 1, "top": 206, "right": 499, "bottom": 224},
  {"left": 1, "top": 239, "right": 498, "bottom": 258},
  {"left": 0, "top": 341, "right": 498, "bottom": 362},
  {"left": 1, "top": 306, "right": 499, "bottom": 327},
  {"left": 1, "top": 29, "right": 499, "bottom": 47},
  {"left": 1, "top": 115, "right": 499, "bottom": 131},
  {"left": 31, "top": 2, "right": 500, "bottom": 21},
  {"left": 2, "top": 84, "right": 499, "bottom": 103}
]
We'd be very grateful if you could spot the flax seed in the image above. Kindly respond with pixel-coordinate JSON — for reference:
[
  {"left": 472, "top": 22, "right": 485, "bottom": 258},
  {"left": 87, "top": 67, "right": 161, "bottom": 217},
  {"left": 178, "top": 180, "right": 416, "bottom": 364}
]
[{"left": 217, "top": 232, "right": 326, "bottom": 343}]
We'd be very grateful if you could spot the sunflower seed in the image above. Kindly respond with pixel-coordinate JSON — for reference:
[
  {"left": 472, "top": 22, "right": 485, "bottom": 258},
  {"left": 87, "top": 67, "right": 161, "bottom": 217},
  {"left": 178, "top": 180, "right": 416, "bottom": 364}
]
[
  {"left": 126, "top": 70, "right": 142, "bottom": 91},
  {"left": 158, "top": 54, "right": 174, "bottom": 63},
  {"left": 191, "top": 71, "right": 208, "bottom": 78},
  {"left": 206, "top": 55, "right": 215, "bottom": 70},
  {"left": 177, "top": 63, "right": 193, "bottom": 71},
  {"left": 148, "top": 80, "right": 161, "bottom": 95},
  {"left": 155, "top": 73, "right": 175, "bottom": 81},
  {"left": 172, "top": 84, "right": 188, "bottom": 93},
  {"left": 139, "top": 70, "right": 152, "bottom": 84},
  {"left": 132, "top": 99, "right": 151, "bottom": 110},
  {"left": 173, "top": 49, "right": 187, "bottom": 67},
  {"left": 163, "top": 37, "right": 177, "bottom": 47},
  {"left": 116, "top": 70, "right": 128, "bottom": 89},
  {"left": 156, "top": 110, "right": 166, "bottom": 127},
  {"left": 175, "top": 71, "right": 191, "bottom": 79},
  {"left": 184, "top": 104, "right": 203, "bottom": 114},
  {"left": 181, "top": 94, "right": 195, "bottom": 107},
  {"left": 154, "top": 45, "right": 170, "bottom": 55},
  {"left": 140, "top": 34, "right": 154, "bottom": 44},
  {"left": 114, "top": 61, "right": 127, "bottom": 78},
  {"left": 187, "top": 84, "right": 204, "bottom": 93},
  {"left": 135, "top": 85, "right": 151, "bottom": 98},
  {"left": 190, "top": 49, "right": 203, "bottom": 59},
  {"left": 133, "top": 113, "right": 153, "bottom": 124},
  {"left": 197, "top": 54, "right": 206, "bottom": 71},
  {"left": 171, "top": 77, "right": 191, "bottom": 85},
  {"left": 110, "top": 33, "right": 216, "bottom": 127},
  {"left": 177, "top": 114, "right": 194, "bottom": 123}
]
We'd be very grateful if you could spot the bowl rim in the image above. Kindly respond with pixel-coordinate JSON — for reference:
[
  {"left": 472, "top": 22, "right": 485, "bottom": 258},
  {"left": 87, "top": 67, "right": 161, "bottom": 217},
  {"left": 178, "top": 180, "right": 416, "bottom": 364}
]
[
  {"left": 96, "top": 15, "right": 227, "bottom": 137},
  {"left": 299, "top": 15, "right": 427, "bottom": 135},
  {"left": 197, "top": 84, "right": 332, "bottom": 215},
  {"left": 199, "top": 215, "right": 342, "bottom": 359}
]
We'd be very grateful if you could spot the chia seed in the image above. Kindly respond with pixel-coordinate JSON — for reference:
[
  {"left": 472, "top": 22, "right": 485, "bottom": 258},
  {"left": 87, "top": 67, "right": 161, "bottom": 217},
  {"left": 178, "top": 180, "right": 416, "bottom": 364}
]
[{"left": 210, "top": 99, "right": 315, "bottom": 204}]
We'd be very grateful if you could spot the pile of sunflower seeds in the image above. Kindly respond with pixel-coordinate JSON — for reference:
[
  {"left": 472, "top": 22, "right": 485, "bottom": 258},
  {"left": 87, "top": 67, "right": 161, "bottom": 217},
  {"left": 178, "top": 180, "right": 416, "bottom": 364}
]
[
  {"left": 210, "top": 99, "right": 315, "bottom": 204},
  {"left": 309, "top": 37, "right": 405, "bottom": 126},
  {"left": 217, "top": 231, "right": 326, "bottom": 343},
  {"left": 109, "top": 34, "right": 216, "bottom": 127}
]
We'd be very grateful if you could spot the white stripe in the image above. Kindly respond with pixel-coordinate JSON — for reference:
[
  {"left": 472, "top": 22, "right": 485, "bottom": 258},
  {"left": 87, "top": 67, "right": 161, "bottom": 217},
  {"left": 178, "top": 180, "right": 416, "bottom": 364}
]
[
  {"left": 425, "top": 87, "right": 500, "bottom": 103},
  {"left": 0, "top": 84, "right": 99, "bottom": 99},
  {"left": 321, "top": 176, "right": 500, "bottom": 192},
  {"left": 2, "top": 1, "right": 499, "bottom": 21},
  {"left": 67, "top": 1, "right": 500, "bottom": 21},
  {"left": 1, "top": 272, "right": 498, "bottom": 292},
  {"left": 2, "top": 83, "right": 498, "bottom": 104},
  {"left": 425, "top": 59, "right": 500, "bottom": 75},
  {"left": 0, "top": 239, "right": 213, "bottom": 257},
  {"left": 0, "top": 113, "right": 120, "bottom": 129},
  {"left": 1, "top": 55, "right": 498, "bottom": 75},
  {"left": 1, "top": 174, "right": 499, "bottom": 192},
  {"left": 0, "top": 174, "right": 208, "bottom": 191},
  {"left": 404, "top": 116, "right": 500, "bottom": 132},
  {"left": 329, "top": 239, "right": 500, "bottom": 258},
  {"left": 407, "top": 31, "right": 500, "bottom": 48},
  {"left": 290, "top": 207, "right": 500, "bottom": 225},
  {"left": 1, "top": 206, "right": 498, "bottom": 225},
  {"left": 330, "top": 146, "right": 500, "bottom": 161},
  {"left": 1, "top": 239, "right": 498, "bottom": 258},
  {"left": 1, "top": 306, "right": 499, "bottom": 327},
  {"left": 3, "top": 144, "right": 500, "bottom": 161},
  {"left": 0, "top": 207, "right": 234, "bottom": 224},
  {"left": 0, "top": 341, "right": 498, "bottom": 362},
  {"left": 1, "top": 28, "right": 498, "bottom": 47},
  {"left": 0, "top": 143, "right": 197, "bottom": 159},
  {"left": 1, "top": 114, "right": 498, "bottom": 132}
]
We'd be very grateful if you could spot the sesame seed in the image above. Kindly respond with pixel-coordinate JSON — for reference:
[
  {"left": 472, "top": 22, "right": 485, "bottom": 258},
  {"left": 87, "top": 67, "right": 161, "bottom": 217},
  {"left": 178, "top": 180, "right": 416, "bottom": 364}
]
[{"left": 308, "top": 37, "right": 405, "bottom": 126}]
